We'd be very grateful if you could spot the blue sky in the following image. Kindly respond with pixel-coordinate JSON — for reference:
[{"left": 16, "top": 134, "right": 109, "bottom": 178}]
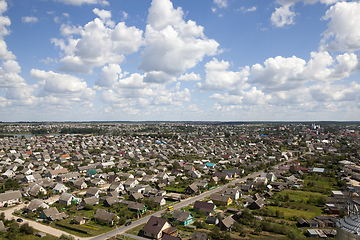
[{"left": 0, "top": 0, "right": 359, "bottom": 121}]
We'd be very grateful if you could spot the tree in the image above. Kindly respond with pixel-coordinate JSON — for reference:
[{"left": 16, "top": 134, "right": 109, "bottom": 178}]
[{"left": 19, "top": 223, "right": 34, "bottom": 235}]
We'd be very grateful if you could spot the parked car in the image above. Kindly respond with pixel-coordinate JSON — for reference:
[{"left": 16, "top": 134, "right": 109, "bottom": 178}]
[
  {"left": 17, "top": 218, "right": 23, "bottom": 223},
  {"left": 125, "top": 221, "right": 132, "bottom": 226}
]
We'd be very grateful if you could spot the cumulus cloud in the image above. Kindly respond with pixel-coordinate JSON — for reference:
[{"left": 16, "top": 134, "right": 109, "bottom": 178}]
[
  {"left": 0, "top": 60, "right": 26, "bottom": 88},
  {"left": 271, "top": 0, "right": 341, "bottom": 27},
  {"left": 0, "top": 1, "right": 15, "bottom": 60},
  {"left": 270, "top": 5, "right": 296, "bottom": 27},
  {"left": 52, "top": 11, "right": 143, "bottom": 74},
  {"left": 95, "top": 63, "right": 122, "bottom": 88},
  {"left": 22, "top": 16, "right": 38, "bottom": 24},
  {"left": 138, "top": 0, "right": 219, "bottom": 83},
  {"left": 321, "top": 1, "right": 360, "bottom": 52},
  {"left": 30, "top": 69, "right": 88, "bottom": 93},
  {"left": 198, "top": 58, "right": 250, "bottom": 91},
  {"left": 250, "top": 51, "right": 359, "bottom": 92},
  {"left": 309, "top": 82, "right": 360, "bottom": 102},
  {"left": 54, "top": 0, "right": 109, "bottom": 6},
  {"left": 178, "top": 72, "right": 201, "bottom": 81}
]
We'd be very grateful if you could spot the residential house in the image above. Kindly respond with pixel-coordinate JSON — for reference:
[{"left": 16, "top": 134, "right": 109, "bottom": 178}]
[
  {"left": 248, "top": 199, "right": 266, "bottom": 210},
  {"left": 219, "top": 215, "right": 235, "bottom": 231},
  {"left": 124, "top": 178, "right": 139, "bottom": 189},
  {"left": 210, "top": 194, "right": 232, "bottom": 206},
  {"left": 45, "top": 168, "right": 68, "bottom": 179},
  {"left": 59, "top": 192, "right": 79, "bottom": 206},
  {"left": 41, "top": 207, "right": 68, "bottom": 221},
  {"left": 73, "top": 180, "right": 87, "bottom": 189},
  {"left": 81, "top": 196, "right": 99, "bottom": 206},
  {"left": 103, "top": 196, "right": 119, "bottom": 207},
  {"left": 184, "top": 183, "right": 198, "bottom": 194},
  {"left": 86, "top": 187, "right": 101, "bottom": 198},
  {"left": 193, "top": 201, "right": 216, "bottom": 216},
  {"left": 129, "top": 192, "right": 144, "bottom": 201},
  {"left": 148, "top": 196, "right": 166, "bottom": 206},
  {"left": 142, "top": 216, "right": 177, "bottom": 239},
  {"left": 74, "top": 216, "right": 90, "bottom": 225},
  {"left": 172, "top": 210, "right": 194, "bottom": 226},
  {"left": 221, "top": 188, "right": 241, "bottom": 200},
  {"left": 26, "top": 199, "right": 49, "bottom": 213},
  {"left": 128, "top": 202, "right": 147, "bottom": 214},
  {"left": 94, "top": 209, "right": 119, "bottom": 226},
  {"left": 53, "top": 183, "right": 69, "bottom": 193},
  {"left": 109, "top": 181, "right": 124, "bottom": 192}
]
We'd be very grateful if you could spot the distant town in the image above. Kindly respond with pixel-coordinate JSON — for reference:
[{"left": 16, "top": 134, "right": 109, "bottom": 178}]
[{"left": 0, "top": 122, "right": 359, "bottom": 240}]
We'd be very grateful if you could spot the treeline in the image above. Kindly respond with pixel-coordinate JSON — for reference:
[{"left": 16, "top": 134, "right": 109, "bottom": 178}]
[
  {"left": 60, "top": 127, "right": 106, "bottom": 134},
  {"left": 30, "top": 129, "right": 48, "bottom": 135}
]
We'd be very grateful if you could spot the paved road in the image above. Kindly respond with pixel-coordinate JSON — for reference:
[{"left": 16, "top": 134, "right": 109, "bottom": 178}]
[{"left": 1, "top": 156, "right": 299, "bottom": 240}]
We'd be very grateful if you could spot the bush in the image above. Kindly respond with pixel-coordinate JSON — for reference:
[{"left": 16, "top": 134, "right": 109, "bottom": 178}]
[
  {"left": 84, "top": 204, "right": 94, "bottom": 210},
  {"left": 19, "top": 223, "right": 34, "bottom": 235}
]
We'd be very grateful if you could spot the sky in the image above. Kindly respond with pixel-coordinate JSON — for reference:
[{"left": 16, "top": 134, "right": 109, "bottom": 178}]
[{"left": 0, "top": 0, "right": 359, "bottom": 122}]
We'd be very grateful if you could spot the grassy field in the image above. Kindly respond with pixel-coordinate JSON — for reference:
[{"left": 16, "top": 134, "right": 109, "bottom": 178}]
[
  {"left": 275, "top": 189, "right": 328, "bottom": 202},
  {"left": 163, "top": 186, "right": 185, "bottom": 193},
  {"left": 266, "top": 206, "right": 321, "bottom": 220}
]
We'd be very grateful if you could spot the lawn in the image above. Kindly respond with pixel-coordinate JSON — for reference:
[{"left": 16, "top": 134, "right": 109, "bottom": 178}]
[
  {"left": 163, "top": 186, "right": 185, "bottom": 193},
  {"left": 275, "top": 189, "right": 327, "bottom": 203},
  {"left": 266, "top": 206, "right": 321, "bottom": 220},
  {"left": 126, "top": 223, "right": 145, "bottom": 236}
]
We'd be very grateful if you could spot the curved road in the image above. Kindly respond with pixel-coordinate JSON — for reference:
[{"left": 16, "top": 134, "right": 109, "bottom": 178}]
[{"left": 2, "top": 155, "right": 299, "bottom": 240}]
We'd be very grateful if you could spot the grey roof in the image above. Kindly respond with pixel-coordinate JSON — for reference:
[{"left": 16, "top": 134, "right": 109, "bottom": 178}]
[
  {"left": 59, "top": 192, "right": 74, "bottom": 202},
  {"left": 94, "top": 209, "right": 118, "bottom": 221},
  {"left": 27, "top": 199, "right": 49, "bottom": 212},
  {"left": 172, "top": 210, "right": 191, "bottom": 222},
  {"left": 0, "top": 190, "right": 21, "bottom": 202},
  {"left": 42, "top": 207, "right": 60, "bottom": 218}
]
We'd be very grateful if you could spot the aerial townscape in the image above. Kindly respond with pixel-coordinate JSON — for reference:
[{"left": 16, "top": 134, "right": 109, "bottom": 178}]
[{"left": 0, "top": 122, "right": 358, "bottom": 240}]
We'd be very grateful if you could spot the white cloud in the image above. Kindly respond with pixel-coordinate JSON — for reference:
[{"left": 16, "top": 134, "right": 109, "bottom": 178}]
[
  {"left": 321, "top": 1, "right": 360, "bottom": 52},
  {"left": 271, "top": 0, "right": 341, "bottom": 28},
  {"left": 39, "top": 57, "right": 58, "bottom": 64},
  {"left": 241, "top": 6, "right": 257, "bottom": 13},
  {"left": 214, "top": 0, "right": 228, "bottom": 9},
  {"left": 121, "top": 11, "right": 128, "bottom": 20},
  {"left": 309, "top": 82, "right": 360, "bottom": 102},
  {"left": 52, "top": 11, "right": 143, "bottom": 74},
  {"left": 95, "top": 63, "right": 122, "bottom": 88},
  {"left": 54, "top": 0, "right": 109, "bottom": 6},
  {"left": 178, "top": 72, "right": 201, "bottom": 81},
  {"left": 143, "top": 71, "right": 176, "bottom": 84},
  {"left": 198, "top": 58, "right": 250, "bottom": 91},
  {"left": 22, "top": 16, "right": 38, "bottom": 24},
  {"left": 93, "top": 8, "right": 114, "bottom": 27},
  {"left": 60, "top": 24, "right": 82, "bottom": 36},
  {"left": 30, "top": 69, "right": 88, "bottom": 93},
  {"left": 0, "top": 60, "right": 26, "bottom": 88},
  {"left": 0, "top": 1, "right": 15, "bottom": 60},
  {"left": 138, "top": 0, "right": 219, "bottom": 83},
  {"left": 270, "top": 5, "right": 296, "bottom": 27},
  {"left": 115, "top": 73, "right": 146, "bottom": 89},
  {"left": 250, "top": 51, "right": 359, "bottom": 92}
]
